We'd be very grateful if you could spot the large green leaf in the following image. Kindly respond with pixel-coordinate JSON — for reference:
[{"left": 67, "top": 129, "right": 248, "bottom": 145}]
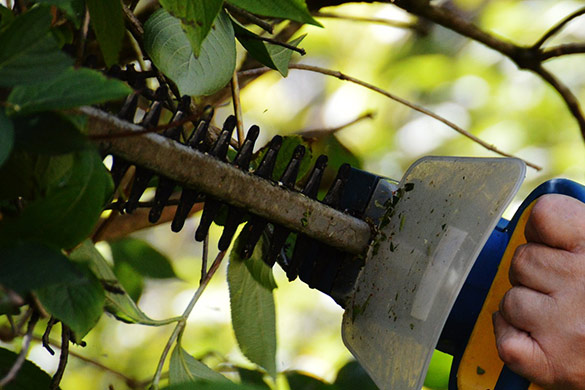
[
  {"left": 109, "top": 238, "right": 177, "bottom": 279},
  {"left": 86, "top": 0, "right": 124, "bottom": 66},
  {"left": 0, "top": 149, "right": 113, "bottom": 249},
  {"left": 0, "top": 241, "right": 82, "bottom": 294},
  {"left": 0, "top": 348, "right": 54, "bottom": 390},
  {"left": 144, "top": 9, "right": 236, "bottom": 97},
  {"left": 71, "top": 241, "right": 180, "bottom": 326},
  {"left": 252, "top": 135, "right": 313, "bottom": 182},
  {"left": 227, "top": 0, "right": 320, "bottom": 26},
  {"left": 0, "top": 109, "right": 14, "bottom": 167},
  {"left": 36, "top": 262, "right": 105, "bottom": 339},
  {"left": 232, "top": 20, "right": 305, "bottom": 77},
  {"left": 227, "top": 238, "right": 277, "bottom": 378},
  {"left": 0, "top": 5, "right": 14, "bottom": 28},
  {"left": 8, "top": 67, "right": 131, "bottom": 115},
  {"left": 0, "top": 6, "right": 73, "bottom": 86},
  {"left": 12, "top": 112, "right": 89, "bottom": 155},
  {"left": 160, "top": 0, "right": 224, "bottom": 57},
  {"left": 170, "top": 344, "right": 230, "bottom": 385}
]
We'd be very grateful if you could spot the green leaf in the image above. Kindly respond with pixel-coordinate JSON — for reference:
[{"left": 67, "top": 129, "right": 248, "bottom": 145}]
[
  {"left": 112, "top": 261, "right": 144, "bottom": 303},
  {"left": 0, "top": 241, "right": 82, "bottom": 294},
  {"left": 70, "top": 241, "right": 180, "bottom": 326},
  {"left": 160, "top": 0, "right": 224, "bottom": 57},
  {"left": 109, "top": 238, "right": 177, "bottom": 279},
  {"left": 0, "top": 149, "right": 113, "bottom": 249},
  {"left": 36, "top": 262, "right": 105, "bottom": 338},
  {"left": 0, "top": 150, "right": 38, "bottom": 201},
  {"left": 35, "top": 0, "right": 85, "bottom": 27},
  {"left": 8, "top": 67, "right": 131, "bottom": 115},
  {"left": 0, "top": 348, "right": 54, "bottom": 390},
  {"left": 237, "top": 367, "right": 271, "bottom": 390},
  {"left": 227, "top": 0, "right": 321, "bottom": 26},
  {"left": 285, "top": 371, "right": 334, "bottom": 390},
  {"left": 423, "top": 350, "right": 452, "bottom": 390},
  {"left": 13, "top": 112, "right": 89, "bottom": 155},
  {"left": 86, "top": 0, "right": 124, "bottom": 66},
  {"left": 0, "top": 6, "right": 73, "bottom": 86},
  {"left": 227, "top": 237, "right": 277, "bottom": 378},
  {"left": 333, "top": 360, "right": 378, "bottom": 390},
  {"left": 233, "top": 20, "right": 305, "bottom": 77},
  {"left": 170, "top": 344, "right": 231, "bottom": 385},
  {"left": 0, "top": 5, "right": 14, "bottom": 28},
  {"left": 164, "top": 382, "right": 266, "bottom": 390},
  {"left": 144, "top": 9, "right": 236, "bottom": 97},
  {"left": 0, "top": 109, "right": 14, "bottom": 167},
  {"left": 237, "top": 235, "right": 277, "bottom": 290}
]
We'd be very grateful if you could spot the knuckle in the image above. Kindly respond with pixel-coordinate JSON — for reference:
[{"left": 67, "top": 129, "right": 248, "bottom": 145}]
[{"left": 496, "top": 337, "right": 523, "bottom": 366}]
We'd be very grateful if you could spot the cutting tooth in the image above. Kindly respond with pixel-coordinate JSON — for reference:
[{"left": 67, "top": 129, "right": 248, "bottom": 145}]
[
  {"left": 148, "top": 96, "right": 191, "bottom": 223},
  {"left": 265, "top": 145, "right": 306, "bottom": 266},
  {"left": 194, "top": 116, "right": 237, "bottom": 241},
  {"left": 239, "top": 136, "right": 283, "bottom": 258},
  {"left": 125, "top": 93, "right": 165, "bottom": 213},
  {"left": 171, "top": 108, "right": 214, "bottom": 232},
  {"left": 218, "top": 125, "right": 260, "bottom": 251},
  {"left": 289, "top": 163, "right": 350, "bottom": 282}
]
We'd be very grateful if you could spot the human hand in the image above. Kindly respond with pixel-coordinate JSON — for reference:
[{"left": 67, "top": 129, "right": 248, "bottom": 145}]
[{"left": 493, "top": 194, "right": 585, "bottom": 390}]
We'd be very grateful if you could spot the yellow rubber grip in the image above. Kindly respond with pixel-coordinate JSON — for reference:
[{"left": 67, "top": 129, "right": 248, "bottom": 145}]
[{"left": 457, "top": 202, "right": 543, "bottom": 390}]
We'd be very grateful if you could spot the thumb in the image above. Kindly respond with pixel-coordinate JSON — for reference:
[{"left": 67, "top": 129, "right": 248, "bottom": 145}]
[{"left": 493, "top": 311, "right": 552, "bottom": 384}]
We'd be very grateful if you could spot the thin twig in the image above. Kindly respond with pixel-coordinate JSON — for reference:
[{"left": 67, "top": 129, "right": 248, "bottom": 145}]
[
  {"left": 224, "top": 3, "right": 273, "bottom": 34},
  {"left": 540, "top": 43, "right": 585, "bottom": 61},
  {"left": 50, "top": 325, "right": 71, "bottom": 390},
  {"left": 150, "top": 250, "right": 227, "bottom": 390},
  {"left": 200, "top": 235, "right": 209, "bottom": 283},
  {"left": 533, "top": 6, "right": 585, "bottom": 49},
  {"left": 239, "top": 65, "right": 541, "bottom": 170},
  {"left": 314, "top": 11, "right": 424, "bottom": 33},
  {"left": 34, "top": 335, "right": 143, "bottom": 388},
  {"left": 299, "top": 111, "right": 375, "bottom": 138},
  {"left": 42, "top": 317, "right": 57, "bottom": 356},
  {"left": 533, "top": 65, "right": 585, "bottom": 141},
  {"left": 0, "top": 312, "right": 39, "bottom": 387},
  {"left": 75, "top": 6, "right": 90, "bottom": 66},
  {"left": 231, "top": 70, "right": 245, "bottom": 147}
]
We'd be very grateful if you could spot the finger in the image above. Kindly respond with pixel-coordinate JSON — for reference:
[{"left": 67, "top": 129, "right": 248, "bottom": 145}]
[
  {"left": 499, "top": 286, "right": 554, "bottom": 333},
  {"left": 525, "top": 194, "right": 585, "bottom": 252},
  {"left": 493, "top": 311, "right": 552, "bottom": 384},
  {"left": 509, "top": 243, "right": 572, "bottom": 294}
]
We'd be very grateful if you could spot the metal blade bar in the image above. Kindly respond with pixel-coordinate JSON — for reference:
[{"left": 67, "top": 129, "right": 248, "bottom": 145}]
[{"left": 83, "top": 106, "right": 372, "bottom": 254}]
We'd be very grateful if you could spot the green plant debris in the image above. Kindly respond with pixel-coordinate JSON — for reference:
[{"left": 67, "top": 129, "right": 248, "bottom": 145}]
[{"left": 476, "top": 366, "right": 486, "bottom": 375}]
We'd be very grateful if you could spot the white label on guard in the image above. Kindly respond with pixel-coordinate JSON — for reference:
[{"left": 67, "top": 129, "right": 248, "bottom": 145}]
[{"left": 410, "top": 226, "right": 468, "bottom": 321}]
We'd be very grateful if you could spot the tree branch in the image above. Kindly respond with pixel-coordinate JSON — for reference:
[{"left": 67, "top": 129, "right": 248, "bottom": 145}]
[
  {"left": 540, "top": 43, "right": 585, "bottom": 61},
  {"left": 0, "top": 312, "right": 38, "bottom": 387},
  {"left": 313, "top": 11, "right": 427, "bottom": 34},
  {"left": 240, "top": 64, "right": 541, "bottom": 170},
  {"left": 82, "top": 106, "right": 372, "bottom": 254},
  {"left": 533, "top": 6, "right": 585, "bottom": 49}
]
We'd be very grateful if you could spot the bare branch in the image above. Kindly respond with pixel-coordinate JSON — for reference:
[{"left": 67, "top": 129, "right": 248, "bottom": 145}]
[
  {"left": 299, "top": 111, "right": 375, "bottom": 138},
  {"left": 240, "top": 65, "right": 542, "bottom": 170},
  {"left": 313, "top": 11, "right": 426, "bottom": 33},
  {"left": 533, "top": 65, "right": 585, "bottom": 140},
  {"left": 82, "top": 106, "right": 372, "bottom": 254},
  {"left": 533, "top": 6, "right": 585, "bottom": 49},
  {"left": 540, "top": 43, "right": 585, "bottom": 61}
]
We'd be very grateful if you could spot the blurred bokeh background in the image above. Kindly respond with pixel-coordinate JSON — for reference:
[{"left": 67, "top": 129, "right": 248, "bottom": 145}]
[{"left": 3, "top": 0, "right": 585, "bottom": 389}]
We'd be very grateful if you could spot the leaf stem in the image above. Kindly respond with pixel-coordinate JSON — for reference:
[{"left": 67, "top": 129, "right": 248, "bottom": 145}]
[{"left": 150, "top": 250, "right": 227, "bottom": 390}]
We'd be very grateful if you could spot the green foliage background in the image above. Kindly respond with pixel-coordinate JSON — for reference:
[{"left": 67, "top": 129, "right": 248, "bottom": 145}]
[{"left": 1, "top": 0, "right": 585, "bottom": 389}]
